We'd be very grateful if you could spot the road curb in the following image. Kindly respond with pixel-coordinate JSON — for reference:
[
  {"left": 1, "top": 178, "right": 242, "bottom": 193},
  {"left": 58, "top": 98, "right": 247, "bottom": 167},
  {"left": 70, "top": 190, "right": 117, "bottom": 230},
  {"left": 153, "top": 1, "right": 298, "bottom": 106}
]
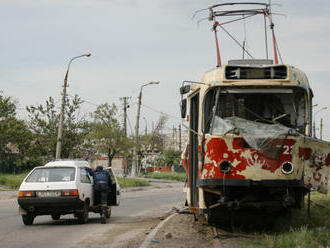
[{"left": 139, "top": 212, "right": 178, "bottom": 248}]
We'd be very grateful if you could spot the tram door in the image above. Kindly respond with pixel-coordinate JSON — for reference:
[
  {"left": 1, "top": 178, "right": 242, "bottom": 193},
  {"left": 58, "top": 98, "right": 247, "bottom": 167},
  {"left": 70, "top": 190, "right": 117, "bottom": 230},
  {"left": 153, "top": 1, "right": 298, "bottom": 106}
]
[{"left": 189, "top": 93, "right": 199, "bottom": 207}]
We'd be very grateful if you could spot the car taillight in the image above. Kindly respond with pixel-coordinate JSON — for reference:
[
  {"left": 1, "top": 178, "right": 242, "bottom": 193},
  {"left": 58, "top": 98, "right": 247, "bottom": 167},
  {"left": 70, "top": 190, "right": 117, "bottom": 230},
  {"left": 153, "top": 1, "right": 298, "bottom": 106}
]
[
  {"left": 18, "top": 191, "right": 35, "bottom": 198},
  {"left": 61, "top": 189, "right": 79, "bottom": 196}
]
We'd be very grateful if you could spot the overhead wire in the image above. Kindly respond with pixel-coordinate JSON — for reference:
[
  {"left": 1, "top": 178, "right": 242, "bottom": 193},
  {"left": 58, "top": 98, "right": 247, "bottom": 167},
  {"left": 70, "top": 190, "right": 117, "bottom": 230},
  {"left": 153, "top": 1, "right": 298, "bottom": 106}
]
[{"left": 218, "top": 25, "right": 255, "bottom": 59}]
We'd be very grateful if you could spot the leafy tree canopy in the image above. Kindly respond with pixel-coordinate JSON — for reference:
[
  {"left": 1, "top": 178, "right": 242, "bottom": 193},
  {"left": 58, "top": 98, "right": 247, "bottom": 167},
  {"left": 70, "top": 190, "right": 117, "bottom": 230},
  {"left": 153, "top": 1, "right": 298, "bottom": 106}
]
[
  {"left": 26, "top": 95, "right": 90, "bottom": 160},
  {"left": 0, "top": 93, "right": 33, "bottom": 172},
  {"left": 155, "top": 148, "right": 181, "bottom": 167},
  {"left": 90, "top": 103, "right": 133, "bottom": 166}
]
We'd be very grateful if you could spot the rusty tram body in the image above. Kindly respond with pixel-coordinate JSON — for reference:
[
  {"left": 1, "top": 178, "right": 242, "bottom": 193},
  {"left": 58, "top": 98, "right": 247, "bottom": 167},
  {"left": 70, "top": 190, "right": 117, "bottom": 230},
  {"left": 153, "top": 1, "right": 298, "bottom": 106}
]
[{"left": 180, "top": 3, "right": 330, "bottom": 222}]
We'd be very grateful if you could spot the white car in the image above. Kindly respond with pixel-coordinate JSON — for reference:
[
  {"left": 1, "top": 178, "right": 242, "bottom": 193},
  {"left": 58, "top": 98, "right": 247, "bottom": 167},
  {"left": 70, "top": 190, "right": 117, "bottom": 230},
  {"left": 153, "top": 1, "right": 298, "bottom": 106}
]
[{"left": 17, "top": 160, "right": 120, "bottom": 225}]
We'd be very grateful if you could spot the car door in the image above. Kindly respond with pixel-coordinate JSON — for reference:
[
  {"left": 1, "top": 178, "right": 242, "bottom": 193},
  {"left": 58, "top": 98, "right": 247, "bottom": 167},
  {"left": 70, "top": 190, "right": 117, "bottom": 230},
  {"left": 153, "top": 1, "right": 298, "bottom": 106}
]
[
  {"left": 79, "top": 168, "right": 94, "bottom": 206},
  {"left": 105, "top": 167, "right": 121, "bottom": 206}
]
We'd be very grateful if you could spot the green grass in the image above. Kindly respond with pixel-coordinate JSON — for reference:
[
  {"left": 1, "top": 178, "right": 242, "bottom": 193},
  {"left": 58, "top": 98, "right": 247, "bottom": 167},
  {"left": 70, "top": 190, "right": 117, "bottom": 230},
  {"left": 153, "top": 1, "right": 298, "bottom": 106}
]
[
  {"left": 138, "top": 172, "right": 187, "bottom": 182},
  {"left": 0, "top": 173, "right": 28, "bottom": 189},
  {"left": 0, "top": 173, "right": 150, "bottom": 189},
  {"left": 242, "top": 193, "right": 330, "bottom": 248},
  {"left": 117, "top": 177, "right": 150, "bottom": 188}
]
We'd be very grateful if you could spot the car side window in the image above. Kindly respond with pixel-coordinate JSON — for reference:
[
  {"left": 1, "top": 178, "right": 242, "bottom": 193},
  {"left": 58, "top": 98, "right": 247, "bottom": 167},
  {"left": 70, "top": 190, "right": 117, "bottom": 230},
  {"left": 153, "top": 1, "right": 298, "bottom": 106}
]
[{"left": 80, "top": 168, "right": 91, "bottom": 184}]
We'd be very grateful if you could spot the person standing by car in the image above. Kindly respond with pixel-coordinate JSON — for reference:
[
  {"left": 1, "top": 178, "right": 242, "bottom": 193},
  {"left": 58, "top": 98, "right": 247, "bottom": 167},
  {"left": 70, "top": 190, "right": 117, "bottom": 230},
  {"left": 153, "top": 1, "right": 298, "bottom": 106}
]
[{"left": 87, "top": 165, "right": 112, "bottom": 223}]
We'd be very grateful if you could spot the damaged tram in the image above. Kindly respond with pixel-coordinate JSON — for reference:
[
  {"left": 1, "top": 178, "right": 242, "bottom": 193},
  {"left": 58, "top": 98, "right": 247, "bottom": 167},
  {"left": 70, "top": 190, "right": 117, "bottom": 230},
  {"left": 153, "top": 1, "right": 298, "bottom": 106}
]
[{"left": 180, "top": 3, "right": 330, "bottom": 222}]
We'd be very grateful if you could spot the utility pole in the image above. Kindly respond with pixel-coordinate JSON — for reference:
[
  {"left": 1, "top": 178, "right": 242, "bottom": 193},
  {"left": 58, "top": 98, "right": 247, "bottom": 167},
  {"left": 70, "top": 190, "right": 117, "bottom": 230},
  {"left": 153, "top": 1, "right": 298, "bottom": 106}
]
[
  {"left": 172, "top": 125, "right": 176, "bottom": 149},
  {"left": 131, "top": 81, "right": 160, "bottom": 177},
  {"left": 143, "top": 117, "right": 147, "bottom": 135},
  {"left": 55, "top": 53, "right": 91, "bottom": 159},
  {"left": 320, "top": 118, "right": 323, "bottom": 140},
  {"left": 179, "top": 124, "right": 182, "bottom": 151},
  {"left": 120, "top": 97, "right": 130, "bottom": 137},
  {"left": 313, "top": 107, "right": 327, "bottom": 139}
]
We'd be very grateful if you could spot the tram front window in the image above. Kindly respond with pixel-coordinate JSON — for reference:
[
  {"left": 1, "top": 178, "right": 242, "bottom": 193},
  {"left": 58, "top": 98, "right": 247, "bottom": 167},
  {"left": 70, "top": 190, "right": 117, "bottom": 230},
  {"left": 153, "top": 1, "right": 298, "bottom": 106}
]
[{"left": 204, "top": 87, "right": 307, "bottom": 134}]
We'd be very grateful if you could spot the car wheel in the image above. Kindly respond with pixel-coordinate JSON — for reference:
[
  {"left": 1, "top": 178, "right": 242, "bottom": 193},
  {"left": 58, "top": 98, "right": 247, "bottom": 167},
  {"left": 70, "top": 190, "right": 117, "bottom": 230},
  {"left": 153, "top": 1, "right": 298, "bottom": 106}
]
[
  {"left": 105, "top": 207, "right": 111, "bottom": 219},
  {"left": 51, "top": 214, "right": 61, "bottom": 220},
  {"left": 22, "top": 214, "right": 34, "bottom": 225},
  {"left": 77, "top": 202, "right": 89, "bottom": 224}
]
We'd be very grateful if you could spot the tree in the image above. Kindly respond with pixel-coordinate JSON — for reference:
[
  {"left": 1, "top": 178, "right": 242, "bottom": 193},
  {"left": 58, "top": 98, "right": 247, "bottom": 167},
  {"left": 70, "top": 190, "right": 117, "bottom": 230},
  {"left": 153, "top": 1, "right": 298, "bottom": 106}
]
[
  {"left": 26, "top": 95, "right": 90, "bottom": 160},
  {"left": 139, "top": 114, "right": 168, "bottom": 153},
  {"left": 0, "top": 93, "right": 34, "bottom": 173},
  {"left": 154, "top": 148, "right": 181, "bottom": 167},
  {"left": 90, "top": 103, "right": 132, "bottom": 167}
]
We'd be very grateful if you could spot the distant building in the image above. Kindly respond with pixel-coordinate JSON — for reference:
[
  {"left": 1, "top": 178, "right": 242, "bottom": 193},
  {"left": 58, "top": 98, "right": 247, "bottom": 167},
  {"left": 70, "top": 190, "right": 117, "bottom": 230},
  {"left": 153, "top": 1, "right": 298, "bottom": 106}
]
[
  {"left": 162, "top": 125, "right": 188, "bottom": 151},
  {"left": 91, "top": 156, "right": 128, "bottom": 176}
]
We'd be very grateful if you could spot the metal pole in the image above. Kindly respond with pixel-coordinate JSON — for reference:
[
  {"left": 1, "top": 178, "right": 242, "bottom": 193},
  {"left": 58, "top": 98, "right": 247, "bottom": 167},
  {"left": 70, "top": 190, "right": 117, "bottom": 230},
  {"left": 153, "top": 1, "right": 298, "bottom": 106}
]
[
  {"left": 313, "top": 118, "right": 316, "bottom": 138},
  {"left": 132, "top": 89, "right": 142, "bottom": 177},
  {"left": 320, "top": 118, "right": 323, "bottom": 140},
  {"left": 120, "top": 96, "right": 130, "bottom": 137},
  {"left": 313, "top": 107, "right": 327, "bottom": 139},
  {"left": 55, "top": 71, "right": 68, "bottom": 159},
  {"left": 143, "top": 117, "right": 147, "bottom": 135},
  {"left": 131, "top": 81, "right": 159, "bottom": 176},
  {"left": 179, "top": 124, "right": 182, "bottom": 152},
  {"left": 55, "top": 53, "right": 91, "bottom": 159}
]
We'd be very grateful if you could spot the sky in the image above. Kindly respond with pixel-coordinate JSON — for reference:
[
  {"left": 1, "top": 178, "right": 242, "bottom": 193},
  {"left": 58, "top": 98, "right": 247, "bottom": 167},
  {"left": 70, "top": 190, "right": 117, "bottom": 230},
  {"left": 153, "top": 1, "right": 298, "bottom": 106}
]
[{"left": 1, "top": 0, "right": 329, "bottom": 140}]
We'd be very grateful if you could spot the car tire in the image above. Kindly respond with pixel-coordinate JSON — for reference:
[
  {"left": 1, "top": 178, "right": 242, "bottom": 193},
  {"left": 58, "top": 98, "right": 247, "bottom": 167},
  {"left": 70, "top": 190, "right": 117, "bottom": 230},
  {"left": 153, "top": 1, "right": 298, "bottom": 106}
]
[
  {"left": 105, "top": 207, "right": 111, "bottom": 219},
  {"left": 77, "top": 202, "right": 89, "bottom": 224},
  {"left": 51, "top": 214, "right": 61, "bottom": 220},
  {"left": 22, "top": 214, "right": 34, "bottom": 225}
]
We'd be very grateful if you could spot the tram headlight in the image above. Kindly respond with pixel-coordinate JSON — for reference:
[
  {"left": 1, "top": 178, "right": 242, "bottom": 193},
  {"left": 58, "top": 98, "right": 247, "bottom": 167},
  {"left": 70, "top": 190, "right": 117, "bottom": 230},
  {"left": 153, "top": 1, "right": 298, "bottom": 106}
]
[
  {"left": 281, "top": 162, "right": 294, "bottom": 175},
  {"left": 219, "top": 160, "right": 232, "bottom": 174}
]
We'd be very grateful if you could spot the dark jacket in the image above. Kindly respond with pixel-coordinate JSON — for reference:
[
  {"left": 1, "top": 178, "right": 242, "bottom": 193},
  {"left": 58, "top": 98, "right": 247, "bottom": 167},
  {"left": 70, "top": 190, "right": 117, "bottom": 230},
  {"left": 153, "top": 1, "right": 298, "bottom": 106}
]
[
  {"left": 94, "top": 170, "right": 111, "bottom": 184},
  {"left": 87, "top": 166, "right": 111, "bottom": 186}
]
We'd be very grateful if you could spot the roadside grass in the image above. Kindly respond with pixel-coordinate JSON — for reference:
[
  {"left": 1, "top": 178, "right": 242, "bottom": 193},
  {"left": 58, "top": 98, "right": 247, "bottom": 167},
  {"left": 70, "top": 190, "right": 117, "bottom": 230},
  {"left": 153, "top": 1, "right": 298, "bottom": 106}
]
[
  {"left": 0, "top": 173, "right": 27, "bottom": 189},
  {"left": 139, "top": 172, "right": 187, "bottom": 182},
  {"left": 0, "top": 173, "right": 150, "bottom": 189},
  {"left": 117, "top": 177, "right": 150, "bottom": 188},
  {"left": 241, "top": 192, "right": 330, "bottom": 248}
]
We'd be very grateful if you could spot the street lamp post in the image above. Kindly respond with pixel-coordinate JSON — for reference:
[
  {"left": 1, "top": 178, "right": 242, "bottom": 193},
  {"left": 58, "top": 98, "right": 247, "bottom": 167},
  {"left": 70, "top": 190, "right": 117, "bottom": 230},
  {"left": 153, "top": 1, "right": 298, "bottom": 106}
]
[
  {"left": 131, "top": 81, "right": 159, "bottom": 176},
  {"left": 313, "top": 106, "right": 327, "bottom": 138},
  {"left": 143, "top": 117, "right": 148, "bottom": 135},
  {"left": 55, "top": 53, "right": 91, "bottom": 159}
]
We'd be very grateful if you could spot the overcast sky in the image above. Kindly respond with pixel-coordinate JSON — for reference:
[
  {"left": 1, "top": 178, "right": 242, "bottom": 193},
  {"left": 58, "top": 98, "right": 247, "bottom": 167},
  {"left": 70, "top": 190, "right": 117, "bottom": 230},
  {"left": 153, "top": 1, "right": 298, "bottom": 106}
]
[{"left": 1, "top": 0, "right": 329, "bottom": 140}]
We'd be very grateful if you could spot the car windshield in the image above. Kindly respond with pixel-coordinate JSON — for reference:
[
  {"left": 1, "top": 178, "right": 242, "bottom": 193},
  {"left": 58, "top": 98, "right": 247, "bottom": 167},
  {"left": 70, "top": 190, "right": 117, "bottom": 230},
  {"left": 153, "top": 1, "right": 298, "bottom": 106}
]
[{"left": 25, "top": 167, "right": 76, "bottom": 183}]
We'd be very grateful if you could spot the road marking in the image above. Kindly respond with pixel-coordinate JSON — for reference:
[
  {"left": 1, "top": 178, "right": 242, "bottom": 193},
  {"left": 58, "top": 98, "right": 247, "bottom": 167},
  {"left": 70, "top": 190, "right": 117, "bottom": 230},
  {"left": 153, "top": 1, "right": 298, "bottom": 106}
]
[{"left": 139, "top": 212, "right": 178, "bottom": 248}]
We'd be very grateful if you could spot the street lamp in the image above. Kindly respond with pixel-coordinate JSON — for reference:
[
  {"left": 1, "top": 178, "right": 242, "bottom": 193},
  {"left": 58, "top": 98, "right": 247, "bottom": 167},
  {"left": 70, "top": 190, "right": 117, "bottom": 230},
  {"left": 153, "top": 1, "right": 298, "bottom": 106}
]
[
  {"left": 131, "top": 81, "right": 160, "bottom": 176},
  {"left": 55, "top": 53, "right": 91, "bottom": 159},
  {"left": 313, "top": 106, "right": 327, "bottom": 138}
]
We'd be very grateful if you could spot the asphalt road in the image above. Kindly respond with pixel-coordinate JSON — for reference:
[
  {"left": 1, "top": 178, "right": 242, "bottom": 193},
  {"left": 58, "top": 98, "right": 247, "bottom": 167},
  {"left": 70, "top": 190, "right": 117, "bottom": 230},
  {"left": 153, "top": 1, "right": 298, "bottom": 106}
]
[{"left": 0, "top": 182, "right": 185, "bottom": 248}]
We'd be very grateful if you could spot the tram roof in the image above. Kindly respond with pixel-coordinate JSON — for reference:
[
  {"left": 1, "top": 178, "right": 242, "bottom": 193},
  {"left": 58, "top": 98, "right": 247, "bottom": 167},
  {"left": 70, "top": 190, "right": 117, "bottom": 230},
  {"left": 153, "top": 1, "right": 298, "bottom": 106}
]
[{"left": 194, "top": 63, "right": 312, "bottom": 94}]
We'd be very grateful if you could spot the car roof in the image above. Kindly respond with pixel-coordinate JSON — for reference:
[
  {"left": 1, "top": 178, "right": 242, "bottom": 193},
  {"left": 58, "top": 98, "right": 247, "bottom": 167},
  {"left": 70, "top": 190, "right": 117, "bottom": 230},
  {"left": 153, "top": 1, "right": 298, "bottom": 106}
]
[{"left": 44, "top": 160, "right": 91, "bottom": 168}]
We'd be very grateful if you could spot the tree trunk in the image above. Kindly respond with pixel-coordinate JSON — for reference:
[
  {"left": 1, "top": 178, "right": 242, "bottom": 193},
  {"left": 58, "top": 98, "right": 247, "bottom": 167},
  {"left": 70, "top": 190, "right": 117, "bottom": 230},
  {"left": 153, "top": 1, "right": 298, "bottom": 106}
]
[{"left": 107, "top": 149, "right": 115, "bottom": 167}]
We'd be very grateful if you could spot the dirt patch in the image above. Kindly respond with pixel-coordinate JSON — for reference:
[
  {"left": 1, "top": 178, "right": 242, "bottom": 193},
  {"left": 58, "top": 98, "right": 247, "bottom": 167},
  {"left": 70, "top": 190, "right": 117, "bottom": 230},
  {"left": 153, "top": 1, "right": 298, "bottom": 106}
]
[
  {"left": 74, "top": 208, "right": 250, "bottom": 248},
  {"left": 74, "top": 207, "right": 173, "bottom": 248},
  {"left": 0, "top": 189, "right": 17, "bottom": 200},
  {"left": 148, "top": 213, "right": 213, "bottom": 248}
]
